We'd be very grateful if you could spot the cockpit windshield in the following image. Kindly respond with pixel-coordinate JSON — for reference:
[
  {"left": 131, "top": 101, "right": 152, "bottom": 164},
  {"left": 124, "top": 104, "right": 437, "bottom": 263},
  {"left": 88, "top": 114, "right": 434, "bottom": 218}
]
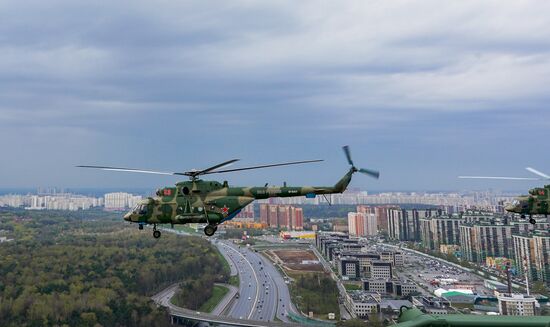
[
  {"left": 133, "top": 204, "right": 148, "bottom": 214},
  {"left": 512, "top": 199, "right": 520, "bottom": 206}
]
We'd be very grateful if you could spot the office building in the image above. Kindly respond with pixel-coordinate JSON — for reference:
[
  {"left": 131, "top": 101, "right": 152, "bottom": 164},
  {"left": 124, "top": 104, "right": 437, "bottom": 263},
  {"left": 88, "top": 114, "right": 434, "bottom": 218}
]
[
  {"left": 344, "top": 291, "right": 381, "bottom": 318},
  {"left": 371, "top": 261, "right": 393, "bottom": 279},
  {"left": 362, "top": 278, "right": 417, "bottom": 297},
  {"left": 338, "top": 257, "right": 360, "bottom": 279},
  {"left": 497, "top": 293, "right": 537, "bottom": 316}
]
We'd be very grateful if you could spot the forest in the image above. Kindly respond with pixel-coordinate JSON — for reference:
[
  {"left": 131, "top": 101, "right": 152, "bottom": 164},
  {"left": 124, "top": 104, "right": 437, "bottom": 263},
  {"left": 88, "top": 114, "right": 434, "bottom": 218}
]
[
  {"left": 0, "top": 209, "right": 228, "bottom": 326},
  {"left": 289, "top": 272, "right": 340, "bottom": 319}
]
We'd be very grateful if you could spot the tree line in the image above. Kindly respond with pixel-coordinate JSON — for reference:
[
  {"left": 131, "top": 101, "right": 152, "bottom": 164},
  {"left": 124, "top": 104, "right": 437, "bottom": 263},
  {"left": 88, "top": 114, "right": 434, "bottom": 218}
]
[{"left": 0, "top": 209, "right": 228, "bottom": 326}]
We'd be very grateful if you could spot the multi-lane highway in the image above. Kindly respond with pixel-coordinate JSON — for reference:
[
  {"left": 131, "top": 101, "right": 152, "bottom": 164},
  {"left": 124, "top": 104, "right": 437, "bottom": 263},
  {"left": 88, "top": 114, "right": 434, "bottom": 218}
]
[
  {"left": 157, "top": 228, "right": 301, "bottom": 323},
  {"left": 216, "top": 240, "right": 300, "bottom": 323}
]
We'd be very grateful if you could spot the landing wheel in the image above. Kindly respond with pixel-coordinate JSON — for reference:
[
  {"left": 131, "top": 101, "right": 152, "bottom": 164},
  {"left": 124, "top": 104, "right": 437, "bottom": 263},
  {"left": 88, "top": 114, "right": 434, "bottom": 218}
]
[
  {"left": 204, "top": 225, "right": 217, "bottom": 236},
  {"left": 521, "top": 214, "right": 526, "bottom": 219},
  {"left": 138, "top": 224, "right": 144, "bottom": 230},
  {"left": 529, "top": 218, "right": 536, "bottom": 225},
  {"left": 153, "top": 230, "right": 161, "bottom": 238}
]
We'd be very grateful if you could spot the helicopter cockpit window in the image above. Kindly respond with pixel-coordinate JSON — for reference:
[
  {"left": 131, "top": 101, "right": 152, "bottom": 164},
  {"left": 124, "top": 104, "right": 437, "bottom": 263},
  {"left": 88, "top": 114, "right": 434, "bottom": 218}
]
[
  {"left": 512, "top": 200, "right": 519, "bottom": 206},
  {"left": 138, "top": 205, "right": 148, "bottom": 214}
]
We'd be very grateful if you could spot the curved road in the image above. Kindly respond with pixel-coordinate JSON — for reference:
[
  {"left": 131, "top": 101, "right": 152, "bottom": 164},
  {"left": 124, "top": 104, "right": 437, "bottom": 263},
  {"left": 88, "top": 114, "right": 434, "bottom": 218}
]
[
  {"left": 158, "top": 229, "right": 301, "bottom": 323},
  {"left": 216, "top": 240, "right": 300, "bottom": 323}
]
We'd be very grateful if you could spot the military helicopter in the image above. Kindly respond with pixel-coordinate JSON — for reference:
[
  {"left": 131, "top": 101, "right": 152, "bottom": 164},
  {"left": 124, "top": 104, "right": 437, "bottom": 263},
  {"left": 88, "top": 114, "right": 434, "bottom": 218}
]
[
  {"left": 459, "top": 167, "right": 550, "bottom": 224},
  {"left": 78, "top": 146, "right": 379, "bottom": 238}
]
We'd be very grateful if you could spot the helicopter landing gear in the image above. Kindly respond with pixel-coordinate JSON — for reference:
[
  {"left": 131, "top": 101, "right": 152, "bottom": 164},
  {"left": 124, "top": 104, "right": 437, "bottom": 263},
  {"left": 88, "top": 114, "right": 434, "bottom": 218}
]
[
  {"left": 204, "top": 224, "right": 217, "bottom": 237},
  {"left": 529, "top": 216, "right": 536, "bottom": 225},
  {"left": 138, "top": 223, "right": 144, "bottom": 230},
  {"left": 153, "top": 224, "right": 161, "bottom": 238}
]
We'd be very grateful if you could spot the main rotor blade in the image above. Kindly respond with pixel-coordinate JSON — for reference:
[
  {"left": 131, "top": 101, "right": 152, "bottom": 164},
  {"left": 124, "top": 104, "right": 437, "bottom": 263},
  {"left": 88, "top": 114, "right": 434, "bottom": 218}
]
[
  {"left": 526, "top": 167, "right": 550, "bottom": 179},
  {"left": 342, "top": 145, "right": 354, "bottom": 166},
  {"left": 458, "top": 175, "right": 541, "bottom": 180},
  {"left": 186, "top": 159, "right": 240, "bottom": 177},
  {"left": 76, "top": 165, "right": 185, "bottom": 176},
  {"left": 202, "top": 159, "right": 324, "bottom": 175}
]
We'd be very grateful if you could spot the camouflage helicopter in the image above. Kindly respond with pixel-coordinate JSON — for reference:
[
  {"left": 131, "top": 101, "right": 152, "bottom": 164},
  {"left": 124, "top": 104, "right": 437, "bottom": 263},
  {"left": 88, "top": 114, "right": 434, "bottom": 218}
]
[
  {"left": 78, "top": 146, "right": 379, "bottom": 238},
  {"left": 459, "top": 167, "right": 550, "bottom": 224}
]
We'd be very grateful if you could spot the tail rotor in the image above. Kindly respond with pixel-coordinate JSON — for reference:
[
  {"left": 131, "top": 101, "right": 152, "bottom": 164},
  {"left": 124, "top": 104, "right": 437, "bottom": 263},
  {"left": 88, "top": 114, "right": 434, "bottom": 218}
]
[{"left": 342, "top": 145, "right": 380, "bottom": 179}]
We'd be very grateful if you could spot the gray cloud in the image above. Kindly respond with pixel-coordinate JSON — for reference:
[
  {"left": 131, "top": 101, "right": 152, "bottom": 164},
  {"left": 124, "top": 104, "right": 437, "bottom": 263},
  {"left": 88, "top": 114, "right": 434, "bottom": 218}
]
[{"left": 1, "top": 0, "right": 549, "bottom": 189}]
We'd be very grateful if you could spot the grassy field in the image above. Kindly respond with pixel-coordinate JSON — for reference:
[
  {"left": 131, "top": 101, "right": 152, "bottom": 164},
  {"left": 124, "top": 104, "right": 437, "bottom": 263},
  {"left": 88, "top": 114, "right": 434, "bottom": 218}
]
[
  {"left": 199, "top": 285, "right": 230, "bottom": 313},
  {"left": 229, "top": 275, "right": 240, "bottom": 287}
]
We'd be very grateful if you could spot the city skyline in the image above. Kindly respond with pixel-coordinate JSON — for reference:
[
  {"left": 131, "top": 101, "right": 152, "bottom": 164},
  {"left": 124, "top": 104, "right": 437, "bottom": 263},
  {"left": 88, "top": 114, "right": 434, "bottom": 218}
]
[{"left": 1, "top": 2, "right": 550, "bottom": 190}]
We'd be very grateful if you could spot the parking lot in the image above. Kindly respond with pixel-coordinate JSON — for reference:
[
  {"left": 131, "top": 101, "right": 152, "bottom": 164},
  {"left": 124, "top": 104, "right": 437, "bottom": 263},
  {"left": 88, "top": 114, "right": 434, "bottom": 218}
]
[{"left": 398, "top": 254, "right": 494, "bottom": 296}]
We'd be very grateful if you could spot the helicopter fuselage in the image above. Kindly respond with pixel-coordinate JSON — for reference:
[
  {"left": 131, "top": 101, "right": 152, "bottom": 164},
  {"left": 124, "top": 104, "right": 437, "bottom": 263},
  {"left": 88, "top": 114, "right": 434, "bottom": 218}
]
[
  {"left": 505, "top": 189, "right": 550, "bottom": 216},
  {"left": 124, "top": 168, "right": 355, "bottom": 228}
]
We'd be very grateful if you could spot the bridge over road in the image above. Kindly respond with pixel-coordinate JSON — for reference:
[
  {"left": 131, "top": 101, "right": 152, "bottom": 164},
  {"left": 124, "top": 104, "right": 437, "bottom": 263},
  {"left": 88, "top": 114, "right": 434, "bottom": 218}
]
[{"left": 152, "top": 283, "right": 304, "bottom": 327}]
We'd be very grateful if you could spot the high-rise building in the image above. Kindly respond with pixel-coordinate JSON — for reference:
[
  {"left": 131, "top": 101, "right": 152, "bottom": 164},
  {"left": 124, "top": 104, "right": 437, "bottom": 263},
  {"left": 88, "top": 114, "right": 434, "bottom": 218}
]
[
  {"left": 260, "top": 204, "right": 269, "bottom": 224},
  {"left": 234, "top": 203, "right": 254, "bottom": 221},
  {"left": 388, "top": 209, "right": 441, "bottom": 242},
  {"left": 357, "top": 205, "right": 393, "bottom": 232},
  {"left": 533, "top": 232, "right": 550, "bottom": 286},
  {"left": 476, "top": 224, "right": 516, "bottom": 264},
  {"left": 459, "top": 222, "right": 516, "bottom": 264},
  {"left": 104, "top": 192, "right": 142, "bottom": 211},
  {"left": 459, "top": 224, "right": 477, "bottom": 262},
  {"left": 348, "top": 212, "right": 377, "bottom": 237},
  {"left": 258, "top": 204, "right": 304, "bottom": 230},
  {"left": 513, "top": 234, "right": 537, "bottom": 281},
  {"left": 348, "top": 212, "right": 363, "bottom": 237},
  {"left": 268, "top": 205, "right": 279, "bottom": 227},
  {"left": 419, "top": 215, "right": 462, "bottom": 250},
  {"left": 278, "top": 205, "right": 290, "bottom": 229},
  {"left": 291, "top": 207, "right": 304, "bottom": 230},
  {"left": 512, "top": 231, "right": 550, "bottom": 286}
]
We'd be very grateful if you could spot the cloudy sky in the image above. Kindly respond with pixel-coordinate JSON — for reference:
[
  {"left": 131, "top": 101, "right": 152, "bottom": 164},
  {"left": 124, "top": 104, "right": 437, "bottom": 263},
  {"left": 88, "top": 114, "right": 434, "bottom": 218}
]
[{"left": 1, "top": 0, "right": 550, "bottom": 191}]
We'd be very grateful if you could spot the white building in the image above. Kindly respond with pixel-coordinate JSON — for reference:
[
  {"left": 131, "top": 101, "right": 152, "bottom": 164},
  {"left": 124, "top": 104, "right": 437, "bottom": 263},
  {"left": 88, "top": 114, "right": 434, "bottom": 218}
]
[
  {"left": 371, "top": 261, "right": 393, "bottom": 279},
  {"left": 104, "top": 192, "right": 142, "bottom": 210},
  {"left": 344, "top": 291, "right": 381, "bottom": 318},
  {"left": 497, "top": 293, "right": 537, "bottom": 316}
]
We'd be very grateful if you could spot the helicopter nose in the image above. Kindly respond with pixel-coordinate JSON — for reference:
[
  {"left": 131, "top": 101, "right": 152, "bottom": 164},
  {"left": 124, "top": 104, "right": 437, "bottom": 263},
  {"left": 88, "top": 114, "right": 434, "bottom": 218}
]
[
  {"left": 504, "top": 204, "right": 516, "bottom": 212},
  {"left": 123, "top": 212, "right": 132, "bottom": 221}
]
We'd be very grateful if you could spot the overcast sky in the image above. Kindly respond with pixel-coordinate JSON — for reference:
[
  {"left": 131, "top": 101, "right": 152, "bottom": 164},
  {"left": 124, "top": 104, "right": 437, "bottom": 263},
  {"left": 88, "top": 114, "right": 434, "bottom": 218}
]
[{"left": 1, "top": 1, "right": 550, "bottom": 191}]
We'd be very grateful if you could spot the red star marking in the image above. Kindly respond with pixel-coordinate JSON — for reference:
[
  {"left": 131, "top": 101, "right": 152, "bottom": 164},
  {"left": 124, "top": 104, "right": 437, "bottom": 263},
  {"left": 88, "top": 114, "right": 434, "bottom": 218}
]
[{"left": 222, "top": 206, "right": 229, "bottom": 214}]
